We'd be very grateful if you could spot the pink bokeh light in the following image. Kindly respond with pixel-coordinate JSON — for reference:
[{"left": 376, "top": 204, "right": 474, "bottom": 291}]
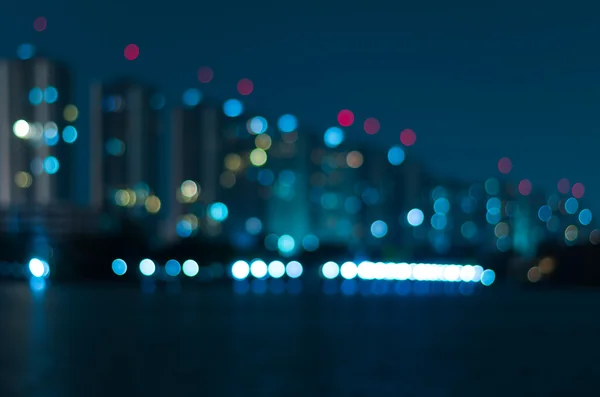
[
  {"left": 557, "top": 178, "right": 570, "bottom": 194},
  {"left": 237, "top": 78, "right": 253, "bottom": 96},
  {"left": 497, "top": 157, "right": 512, "bottom": 174},
  {"left": 400, "top": 129, "right": 416, "bottom": 146},
  {"left": 572, "top": 182, "right": 585, "bottom": 199},
  {"left": 33, "top": 17, "right": 47, "bottom": 32},
  {"left": 337, "top": 110, "right": 354, "bottom": 127},
  {"left": 124, "top": 44, "right": 139, "bottom": 61},
  {"left": 364, "top": 118, "right": 380, "bottom": 135},
  {"left": 197, "top": 67, "right": 214, "bottom": 83},
  {"left": 518, "top": 179, "right": 532, "bottom": 196}
]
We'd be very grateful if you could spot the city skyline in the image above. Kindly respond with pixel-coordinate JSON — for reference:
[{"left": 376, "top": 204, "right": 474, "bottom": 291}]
[
  {"left": 0, "top": 53, "right": 597, "bottom": 258},
  {"left": 1, "top": 4, "right": 598, "bottom": 216}
]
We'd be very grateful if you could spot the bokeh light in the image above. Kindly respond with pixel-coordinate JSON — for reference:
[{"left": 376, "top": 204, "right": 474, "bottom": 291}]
[
  {"left": 223, "top": 99, "right": 243, "bottom": 117},
  {"left": 337, "top": 110, "right": 354, "bottom": 127},
  {"left": 370, "top": 220, "right": 388, "bottom": 238},
  {"left": 518, "top": 179, "right": 532, "bottom": 196},
  {"left": 387, "top": 146, "right": 405, "bottom": 166},
  {"left": 579, "top": 209, "right": 592, "bottom": 226},
  {"left": 182, "top": 260, "right": 199, "bottom": 277},
  {"left": 498, "top": 157, "right": 512, "bottom": 174},
  {"left": 124, "top": 44, "right": 140, "bottom": 61},
  {"left": 33, "top": 17, "right": 47, "bottom": 32},
  {"left": 250, "top": 148, "right": 267, "bottom": 166},
  {"left": 278, "top": 114, "right": 297, "bottom": 133},
  {"left": 324, "top": 127, "right": 344, "bottom": 148},
  {"left": 557, "top": 178, "right": 570, "bottom": 194},
  {"left": 112, "top": 259, "right": 127, "bottom": 276},
  {"left": 197, "top": 66, "right": 213, "bottom": 83},
  {"left": 572, "top": 182, "right": 585, "bottom": 199},
  {"left": 407, "top": 208, "right": 424, "bottom": 227},
  {"left": 62, "top": 126, "right": 78, "bottom": 143},
  {"left": 237, "top": 78, "right": 254, "bottom": 95},
  {"left": 17, "top": 44, "right": 35, "bottom": 60},
  {"left": 363, "top": 118, "right": 380, "bottom": 135},
  {"left": 400, "top": 129, "right": 416, "bottom": 146},
  {"left": 248, "top": 116, "right": 268, "bottom": 134},
  {"left": 208, "top": 202, "right": 228, "bottom": 222},
  {"left": 182, "top": 89, "right": 202, "bottom": 107}
]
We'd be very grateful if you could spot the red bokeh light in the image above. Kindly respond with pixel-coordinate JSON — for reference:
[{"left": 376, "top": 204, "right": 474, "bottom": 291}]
[
  {"left": 400, "top": 129, "right": 416, "bottom": 146},
  {"left": 337, "top": 110, "right": 354, "bottom": 127},
  {"left": 364, "top": 118, "right": 380, "bottom": 135},
  {"left": 33, "top": 17, "right": 47, "bottom": 32},
  {"left": 557, "top": 178, "right": 570, "bottom": 194},
  {"left": 497, "top": 157, "right": 512, "bottom": 174},
  {"left": 197, "top": 67, "right": 213, "bottom": 83},
  {"left": 237, "top": 78, "right": 253, "bottom": 96},
  {"left": 124, "top": 44, "right": 140, "bottom": 61},
  {"left": 518, "top": 179, "right": 532, "bottom": 196},
  {"left": 572, "top": 182, "right": 585, "bottom": 198}
]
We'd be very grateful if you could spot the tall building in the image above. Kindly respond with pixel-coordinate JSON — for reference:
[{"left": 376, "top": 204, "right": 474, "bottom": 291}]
[
  {"left": 0, "top": 57, "right": 76, "bottom": 208},
  {"left": 89, "top": 80, "right": 162, "bottom": 217}
]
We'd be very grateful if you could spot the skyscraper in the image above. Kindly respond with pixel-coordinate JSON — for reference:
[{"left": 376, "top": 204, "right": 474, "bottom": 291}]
[
  {"left": 0, "top": 57, "right": 76, "bottom": 208},
  {"left": 89, "top": 80, "right": 162, "bottom": 216}
]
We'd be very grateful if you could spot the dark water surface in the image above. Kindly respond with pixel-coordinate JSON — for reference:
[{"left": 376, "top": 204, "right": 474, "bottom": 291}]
[{"left": 0, "top": 282, "right": 599, "bottom": 396}]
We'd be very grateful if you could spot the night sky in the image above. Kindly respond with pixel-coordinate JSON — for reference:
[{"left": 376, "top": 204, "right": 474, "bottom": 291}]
[{"left": 2, "top": 1, "right": 599, "bottom": 212}]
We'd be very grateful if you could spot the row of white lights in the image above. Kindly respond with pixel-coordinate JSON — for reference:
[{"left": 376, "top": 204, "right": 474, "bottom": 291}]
[
  {"left": 112, "top": 258, "right": 494, "bottom": 286},
  {"left": 320, "top": 262, "right": 495, "bottom": 285}
]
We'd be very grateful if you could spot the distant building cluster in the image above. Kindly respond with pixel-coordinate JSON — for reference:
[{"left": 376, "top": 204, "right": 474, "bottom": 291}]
[{"left": 0, "top": 52, "right": 598, "bottom": 260}]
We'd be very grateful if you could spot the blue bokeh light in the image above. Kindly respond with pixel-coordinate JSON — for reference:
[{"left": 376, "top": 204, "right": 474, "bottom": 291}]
[
  {"left": 29, "top": 88, "right": 43, "bottom": 105},
  {"left": 182, "top": 88, "right": 202, "bottom": 107},
  {"left": 43, "top": 156, "right": 59, "bottom": 174},
  {"left": 407, "top": 208, "right": 424, "bottom": 227},
  {"left": 249, "top": 116, "right": 268, "bottom": 134},
  {"left": 176, "top": 220, "right": 193, "bottom": 238},
  {"left": 387, "top": 146, "right": 405, "bottom": 166},
  {"left": 62, "top": 126, "right": 78, "bottom": 143},
  {"left": 223, "top": 99, "right": 243, "bottom": 117},
  {"left": 245, "top": 217, "right": 262, "bottom": 235},
  {"left": 44, "top": 86, "right": 58, "bottom": 104},
  {"left": 433, "top": 197, "right": 450, "bottom": 214},
  {"left": 17, "top": 44, "right": 35, "bottom": 60},
  {"left": 149, "top": 94, "right": 166, "bottom": 110},
  {"left": 565, "top": 197, "right": 579, "bottom": 215},
  {"left": 324, "top": 127, "right": 344, "bottom": 148},
  {"left": 278, "top": 235, "right": 296, "bottom": 253},
  {"left": 538, "top": 205, "right": 552, "bottom": 222},
  {"left": 208, "top": 202, "right": 229, "bottom": 222},
  {"left": 112, "top": 259, "right": 127, "bottom": 276},
  {"left": 277, "top": 114, "right": 297, "bottom": 133},
  {"left": 370, "top": 220, "right": 388, "bottom": 238},
  {"left": 165, "top": 260, "right": 182, "bottom": 277},
  {"left": 579, "top": 209, "right": 592, "bottom": 226}
]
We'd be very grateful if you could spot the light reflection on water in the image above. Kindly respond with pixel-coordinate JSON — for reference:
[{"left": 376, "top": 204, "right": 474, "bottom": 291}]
[{"left": 0, "top": 283, "right": 599, "bottom": 396}]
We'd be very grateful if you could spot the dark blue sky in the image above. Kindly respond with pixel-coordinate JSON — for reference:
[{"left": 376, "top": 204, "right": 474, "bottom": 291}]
[{"left": 2, "top": 1, "right": 600, "bottom": 211}]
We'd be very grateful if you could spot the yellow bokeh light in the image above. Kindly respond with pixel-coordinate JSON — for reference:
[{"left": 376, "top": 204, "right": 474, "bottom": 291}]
[
  {"left": 145, "top": 195, "right": 161, "bottom": 214},
  {"left": 14, "top": 171, "right": 32, "bottom": 188},
  {"left": 115, "top": 189, "right": 130, "bottom": 207},
  {"left": 527, "top": 267, "right": 541, "bottom": 283},
  {"left": 250, "top": 148, "right": 267, "bottom": 167},
  {"left": 126, "top": 189, "right": 137, "bottom": 207},
  {"left": 346, "top": 151, "right": 363, "bottom": 168},
  {"left": 565, "top": 225, "right": 578, "bottom": 242},
  {"left": 538, "top": 257, "right": 556, "bottom": 275},
  {"left": 255, "top": 134, "right": 272, "bottom": 150},
  {"left": 180, "top": 180, "right": 199, "bottom": 198},
  {"left": 63, "top": 104, "right": 79, "bottom": 122},
  {"left": 224, "top": 153, "right": 242, "bottom": 171},
  {"left": 182, "top": 214, "right": 199, "bottom": 230},
  {"left": 220, "top": 171, "right": 236, "bottom": 188},
  {"left": 494, "top": 222, "right": 509, "bottom": 238}
]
